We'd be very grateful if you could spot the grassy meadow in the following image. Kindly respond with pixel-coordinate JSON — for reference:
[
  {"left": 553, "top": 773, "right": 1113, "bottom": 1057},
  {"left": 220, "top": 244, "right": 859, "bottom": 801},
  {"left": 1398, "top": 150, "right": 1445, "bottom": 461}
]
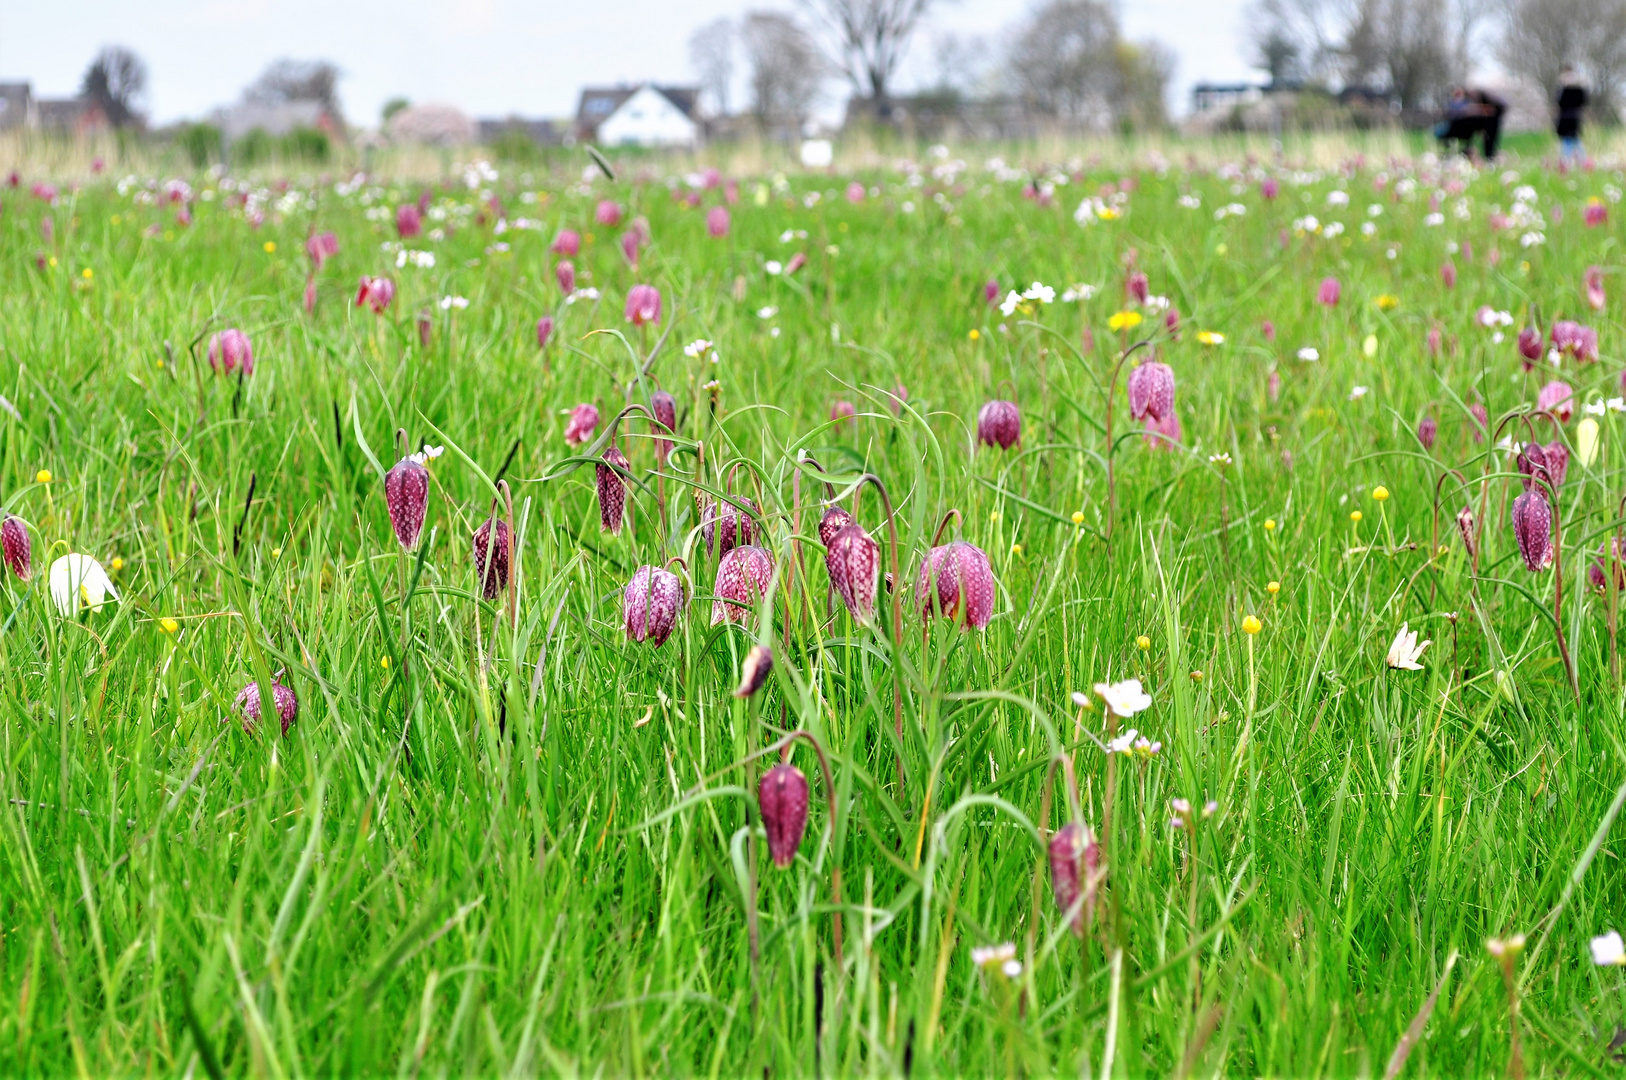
[{"left": 4, "top": 139, "right": 1626, "bottom": 1077}]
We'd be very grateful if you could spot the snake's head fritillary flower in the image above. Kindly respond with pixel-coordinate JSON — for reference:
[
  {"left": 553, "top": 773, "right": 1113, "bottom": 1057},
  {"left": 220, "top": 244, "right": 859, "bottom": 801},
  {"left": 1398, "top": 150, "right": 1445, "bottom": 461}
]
[
  {"left": 702, "top": 496, "right": 758, "bottom": 558},
  {"left": 651, "top": 389, "right": 677, "bottom": 462},
  {"left": 1590, "top": 538, "right": 1626, "bottom": 592},
  {"left": 1316, "top": 277, "right": 1341, "bottom": 306},
  {"left": 818, "top": 507, "right": 855, "bottom": 548},
  {"left": 536, "top": 315, "right": 554, "bottom": 349},
  {"left": 976, "top": 400, "right": 1021, "bottom": 449},
  {"left": 396, "top": 203, "right": 423, "bottom": 239},
  {"left": 1440, "top": 261, "right": 1456, "bottom": 288},
  {"left": 984, "top": 278, "right": 1000, "bottom": 305},
  {"left": 1261, "top": 177, "right": 1279, "bottom": 200},
  {"left": 416, "top": 310, "right": 433, "bottom": 349},
  {"left": 1469, "top": 403, "right": 1489, "bottom": 442},
  {"left": 706, "top": 206, "right": 730, "bottom": 237},
  {"left": 1385, "top": 623, "right": 1431, "bottom": 670},
  {"left": 1537, "top": 380, "right": 1574, "bottom": 422},
  {"left": 1586, "top": 266, "right": 1606, "bottom": 311},
  {"left": 1544, "top": 441, "right": 1570, "bottom": 487},
  {"left": 597, "top": 446, "right": 630, "bottom": 534},
  {"left": 1418, "top": 415, "right": 1438, "bottom": 451},
  {"left": 235, "top": 679, "right": 298, "bottom": 736},
  {"left": 734, "top": 644, "right": 773, "bottom": 697},
  {"left": 355, "top": 275, "right": 396, "bottom": 314},
  {"left": 564, "top": 403, "right": 600, "bottom": 447},
  {"left": 620, "top": 230, "right": 640, "bottom": 267},
  {"left": 303, "top": 276, "right": 318, "bottom": 314},
  {"left": 623, "top": 564, "right": 684, "bottom": 646},
  {"left": 555, "top": 259, "right": 576, "bottom": 295},
  {"left": 1049, "top": 821, "right": 1099, "bottom": 935},
  {"left": 826, "top": 522, "right": 881, "bottom": 622},
  {"left": 1457, "top": 504, "right": 1477, "bottom": 559},
  {"left": 1516, "top": 441, "right": 1551, "bottom": 491},
  {"left": 472, "top": 515, "right": 512, "bottom": 600},
  {"left": 1517, "top": 325, "right": 1542, "bottom": 367},
  {"left": 1425, "top": 326, "right": 1442, "bottom": 355},
  {"left": 1551, "top": 320, "right": 1600, "bottom": 362},
  {"left": 1145, "top": 408, "right": 1182, "bottom": 450},
  {"left": 830, "top": 400, "right": 856, "bottom": 425},
  {"left": 1260, "top": 319, "right": 1276, "bottom": 342},
  {"left": 551, "top": 228, "right": 581, "bottom": 256},
  {"left": 384, "top": 455, "right": 430, "bottom": 549},
  {"left": 917, "top": 540, "right": 995, "bottom": 629},
  {"left": 1127, "top": 361, "right": 1175, "bottom": 421},
  {"left": 1512, "top": 490, "right": 1554, "bottom": 572},
  {"left": 785, "top": 252, "right": 807, "bottom": 276},
  {"left": 305, "top": 230, "right": 338, "bottom": 270},
  {"left": 1164, "top": 306, "right": 1181, "bottom": 339},
  {"left": 625, "top": 283, "right": 662, "bottom": 327},
  {"left": 1586, "top": 200, "right": 1609, "bottom": 227},
  {"left": 712, "top": 544, "right": 773, "bottom": 625},
  {"left": 595, "top": 199, "right": 623, "bottom": 227},
  {"left": 759, "top": 762, "right": 809, "bottom": 868},
  {"left": 2, "top": 513, "right": 30, "bottom": 580},
  {"left": 1125, "top": 270, "right": 1149, "bottom": 305},
  {"left": 1268, "top": 369, "right": 1281, "bottom": 402},
  {"left": 207, "top": 328, "right": 254, "bottom": 376}
]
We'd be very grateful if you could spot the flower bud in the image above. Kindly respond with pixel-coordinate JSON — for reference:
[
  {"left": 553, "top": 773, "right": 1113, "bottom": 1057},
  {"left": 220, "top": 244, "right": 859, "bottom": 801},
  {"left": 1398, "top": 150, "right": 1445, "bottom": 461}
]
[
  {"left": 597, "top": 446, "right": 630, "bottom": 534},
  {"left": 976, "top": 400, "right": 1021, "bottom": 449},
  {"left": 1456, "top": 504, "right": 1477, "bottom": 559},
  {"left": 1048, "top": 822, "right": 1100, "bottom": 935},
  {"left": 706, "top": 205, "right": 730, "bottom": 237},
  {"left": 826, "top": 522, "right": 881, "bottom": 622},
  {"left": 235, "top": 679, "right": 298, "bottom": 736},
  {"left": 472, "top": 515, "right": 512, "bottom": 600},
  {"left": 916, "top": 540, "right": 996, "bottom": 629},
  {"left": 2, "top": 512, "right": 30, "bottom": 580},
  {"left": 396, "top": 203, "right": 423, "bottom": 239},
  {"left": 734, "top": 644, "right": 773, "bottom": 697},
  {"left": 384, "top": 456, "right": 429, "bottom": 549},
  {"left": 1418, "top": 415, "right": 1437, "bottom": 451},
  {"left": 712, "top": 544, "right": 772, "bottom": 625},
  {"left": 555, "top": 259, "right": 576, "bottom": 295},
  {"left": 818, "top": 507, "right": 855, "bottom": 547},
  {"left": 651, "top": 390, "right": 677, "bottom": 462},
  {"left": 623, "top": 564, "right": 684, "bottom": 646},
  {"left": 758, "top": 762, "right": 809, "bottom": 868},
  {"left": 1511, "top": 491, "right": 1553, "bottom": 572},
  {"left": 536, "top": 315, "right": 554, "bottom": 348},
  {"left": 207, "top": 328, "right": 255, "bottom": 376}
]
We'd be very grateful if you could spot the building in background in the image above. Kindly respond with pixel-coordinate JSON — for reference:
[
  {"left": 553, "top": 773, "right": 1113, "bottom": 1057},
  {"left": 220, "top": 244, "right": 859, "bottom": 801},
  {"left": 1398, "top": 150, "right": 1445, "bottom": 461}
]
[
  {"left": 0, "top": 83, "right": 33, "bottom": 130},
  {"left": 212, "top": 101, "right": 332, "bottom": 142},
  {"left": 575, "top": 85, "right": 701, "bottom": 147}
]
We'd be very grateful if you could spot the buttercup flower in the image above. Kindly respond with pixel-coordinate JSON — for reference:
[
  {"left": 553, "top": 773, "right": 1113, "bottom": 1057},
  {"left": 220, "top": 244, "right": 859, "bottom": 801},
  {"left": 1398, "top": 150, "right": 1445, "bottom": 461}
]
[
  {"left": 48, "top": 553, "right": 119, "bottom": 617},
  {"left": 1108, "top": 310, "right": 1143, "bottom": 332},
  {"left": 1385, "top": 623, "right": 1430, "bottom": 670}
]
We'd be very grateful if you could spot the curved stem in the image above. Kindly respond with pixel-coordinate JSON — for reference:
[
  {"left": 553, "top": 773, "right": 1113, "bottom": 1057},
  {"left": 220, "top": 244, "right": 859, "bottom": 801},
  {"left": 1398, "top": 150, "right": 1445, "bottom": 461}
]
[
  {"left": 856, "top": 473, "right": 907, "bottom": 801},
  {"left": 929, "top": 509, "right": 961, "bottom": 548},
  {"left": 1102, "top": 337, "right": 1155, "bottom": 560},
  {"left": 786, "top": 729, "right": 844, "bottom": 969}
]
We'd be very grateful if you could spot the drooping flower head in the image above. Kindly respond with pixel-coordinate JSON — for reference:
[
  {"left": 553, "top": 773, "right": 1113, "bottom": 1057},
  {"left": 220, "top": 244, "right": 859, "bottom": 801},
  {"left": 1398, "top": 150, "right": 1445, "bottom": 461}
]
[
  {"left": 1537, "top": 380, "right": 1574, "bottom": 422},
  {"left": 734, "top": 644, "right": 774, "bottom": 697},
  {"left": 1049, "top": 821, "right": 1100, "bottom": 935},
  {"left": 305, "top": 230, "right": 339, "bottom": 270},
  {"left": 1551, "top": 320, "right": 1599, "bottom": 362},
  {"left": 551, "top": 228, "right": 581, "bottom": 256},
  {"left": 48, "top": 553, "right": 118, "bottom": 617},
  {"left": 355, "top": 275, "right": 396, "bottom": 314},
  {"left": 1127, "top": 360, "right": 1175, "bottom": 422},
  {"left": 818, "top": 507, "right": 855, "bottom": 547},
  {"left": 984, "top": 279, "right": 1000, "bottom": 305},
  {"left": 1316, "top": 277, "right": 1341, "bottom": 306},
  {"left": 536, "top": 316, "right": 554, "bottom": 348},
  {"left": 706, "top": 206, "right": 730, "bottom": 237},
  {"left": 555, "top": 259, "right": 576, "bottom": 295},
  {"left": 1441, "top": 261, "right": 1456, "bottom": 288},
  {"left": 384, "top": 454, "right": 429, "bottom": 549},
  {"left": 1145, "top": 408, "right": 1182, "bottom": 450},
  {"left": 207, "top": 328, "right": 255, "bottom": 376},
  {"left": 1260, "top": 177, "right": 1279, "bottom": 200},
  {"left": 564, "top": 403, "right": 600, "bottom": 447},
  {"left": 830, "top": 401, "right": 856, "bottom": 425},
  {"left": 234, "top": 679, "right": 298, "bottom": 736},
  {"left": 396, "top": 203, "right": 423, "bottom": 239},
  {"left": 1517, "top": 324, "right": 1543, "bottom": 368},
  {"left": 1511, "top": 490, "right": 1553, "bottom": 572},
  {"left": 758, "top": 762, "right": 809, "bottom": 868},
  {"left": 1586, "top": 266, "right": 1606, "bottom": 311},
  {"left": 1126, "top": 270, "right": 1149, "bottom": 305},
  {"left": 625, "top": 284, "right": 662, "bottom": 327},
  {"left": 472, "top": 514, "right": 512, "bottom": 600},
  {"left": 2, "top": 512, "right": 29, "bottom": 580},
  {"left": 597, "top": 446, "right": 630, "bottom": 534},
  {"left": 702, "top": 496, "right": 758, "bottom": 557},
  {"left": 1469, "top": 403, "right": 1489, "bottom": 441},
  {"left": 1418, "top": 415, "right": 1438, "bottom": 451},
  {"left": 916, "top": 540, "right": 995, "bottom": 629},
  {"left": 623, "top": 564, "right": 684, "bottom": 646},
  {"left": 595, "top": 199, "right": 623, "bottom": 227},
  {"left": 651, "top": 389, "right": 677, "bottom": 463},
  {"left": 976, "top": 400, "right": 1021, "bottom": 449},
  {"left": 1586, "top": 200, "right": 1609, "bottom": 227},
  {"left": 1591, "top": 538, "right": 1626, "bottom": 592},
  {"left": 826, "top": 522, "right": 881, "bottom": 622},
  {"left": 712, "top": 544, "right": 773, "bottom": 625},
  {"left": 620, "top": 230, "right": 641, "bottom": 267},
  {"left": 1457, "top": 504, "right": 1478, "bottom": 559}
]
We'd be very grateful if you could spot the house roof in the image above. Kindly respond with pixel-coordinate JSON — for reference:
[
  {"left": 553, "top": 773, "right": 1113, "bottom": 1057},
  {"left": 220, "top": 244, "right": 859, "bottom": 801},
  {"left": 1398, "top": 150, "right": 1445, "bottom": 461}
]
[{"left": 575, "top": 85, "right": 700, "bottom": 135}]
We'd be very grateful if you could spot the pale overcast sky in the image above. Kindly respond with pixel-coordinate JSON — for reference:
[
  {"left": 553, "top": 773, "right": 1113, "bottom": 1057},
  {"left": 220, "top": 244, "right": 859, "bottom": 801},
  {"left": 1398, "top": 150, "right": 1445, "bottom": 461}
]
[{"left": 1, "top": 0, "right": 1255, "bottom": 125}]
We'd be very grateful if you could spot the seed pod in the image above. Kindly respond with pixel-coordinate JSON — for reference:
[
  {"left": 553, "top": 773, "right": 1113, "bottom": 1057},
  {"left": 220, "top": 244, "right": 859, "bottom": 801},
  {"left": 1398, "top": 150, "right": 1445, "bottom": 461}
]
[
  {"left": 472, "top": 515, "right": 512, "bottom": 600},
  {"left": 623, "top": 564, "right": 684, "bottom": 646},
  {"left": 734, "top": 644, "right": 773, "bottom": 697},
  {"left": 1511, "top": 491, "right": 1554, "bottom": 572},
  {"left": 1418, "top": 415, "right": 1438, "bottom": 451},
  {"left": 597, "top": 446, "right": 630, "bottom": 534},
  {"left": 2, "top": 513, "right": 30, "bottom": 580},
  {"left": 1456, "top": 504, "right": 1477, "bottom": 560},
  {"left": 234, "top": 679, "right": 298, "bottom": 736},
  {"left": 818, "top": 507, "right": 855, "bottom": 548},
  {"left": 826, "top": 522, "right": 881, "bottom": 622},
  {"left": 916, "top": 540, "right": 996, "bottom": 629},
  {"left": 1127, "top": 361, "right": 1175, "bottom": 421},
  {"left": 758, "top": 762, "right": 809, "bottom": 869},
  {"left": 384, "top": 456, "right": 430, "bottom": 549},
  {"left": 651, "top": 389, "right": 677, "bottom": 462},
  {"left": 712, "top": 544, "right": 773, "bottom": 625},
  {"left": 1048, "top": 822, "right": 1100, "bottom": 935},
  {"left": 701, "top": 497, "right": 758, "bottom": 558},
  {"left": 976, "top": 400, "right": 1021, "bottom": 449}
]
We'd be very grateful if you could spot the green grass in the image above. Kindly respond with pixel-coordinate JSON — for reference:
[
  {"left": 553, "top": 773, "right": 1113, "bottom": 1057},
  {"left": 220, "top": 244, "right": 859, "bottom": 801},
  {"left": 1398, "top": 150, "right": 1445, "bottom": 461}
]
[{"left": 2, "top": 146, "right": 1626, "bottom": 1077}]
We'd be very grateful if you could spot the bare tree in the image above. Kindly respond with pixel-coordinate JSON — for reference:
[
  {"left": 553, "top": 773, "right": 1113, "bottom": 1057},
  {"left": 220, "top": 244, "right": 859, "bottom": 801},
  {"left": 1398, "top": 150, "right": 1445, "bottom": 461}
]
[
  {"left": 1243, "top": 0, "right": 1343, "bottom": 85},
  {"left": 797, "top": 0, "right": 938, "bottom": 107},
  {"left": 928, "top": 32, "right": 994, "bottom": 98},
  {"left": 1116, "top": 40, "right": 1177, "bottom": 128},
  {"left": 245, "top": 60, "right": 345, "bottom": 127},
  {"left": 1342, "top": 0, "right": 1452, "bottom": 108},
  {"left": 743, "top": 12, "right": 826, "bottom": 134},
  {"left": 1007, "top": 0, "right": 1123, "bottom": 128},
  {"left": 1500, "top": 0, "right": 1626, "bottom": 117},
  {"left": 690, "top": 18, "right": 737, "bottom": 117},
  {"left": 80, "top": 46, "right": 148, "bottom": 129}
]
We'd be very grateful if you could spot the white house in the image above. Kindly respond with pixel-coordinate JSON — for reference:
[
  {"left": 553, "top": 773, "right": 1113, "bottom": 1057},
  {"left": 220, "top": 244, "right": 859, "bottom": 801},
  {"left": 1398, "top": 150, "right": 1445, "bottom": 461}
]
[{"left": 576, "top": 85, "right": 700, "bottom": 148}]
